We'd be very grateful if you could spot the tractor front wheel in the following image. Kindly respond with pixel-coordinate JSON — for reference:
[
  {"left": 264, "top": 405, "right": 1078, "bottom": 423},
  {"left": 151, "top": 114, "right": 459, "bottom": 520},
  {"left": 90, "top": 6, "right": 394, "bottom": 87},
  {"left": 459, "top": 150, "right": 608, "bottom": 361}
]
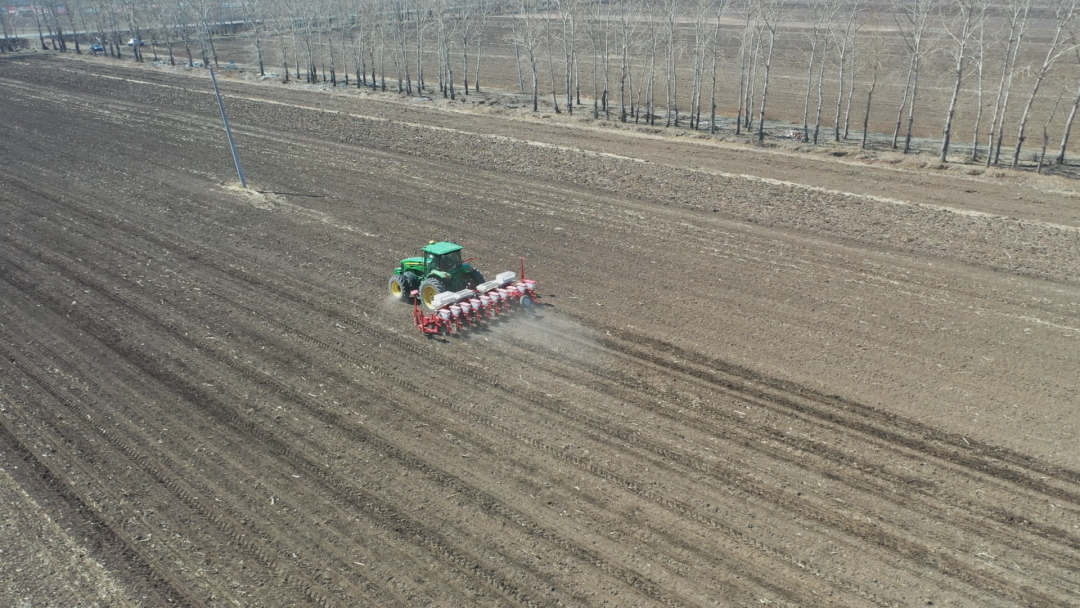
[
  {"left": 389, "top": 272, "right": 417, "bottom": 302},
  {"left": 419, "top": 277, "right": 446, "bottom": 311}
]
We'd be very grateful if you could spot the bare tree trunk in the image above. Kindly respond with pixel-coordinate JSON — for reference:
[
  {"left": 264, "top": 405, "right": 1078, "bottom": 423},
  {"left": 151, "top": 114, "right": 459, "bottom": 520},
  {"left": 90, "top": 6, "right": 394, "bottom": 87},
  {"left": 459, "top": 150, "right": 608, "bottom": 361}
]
[
  {"left": 862, "top": 69, "right": 876, "bottom": 149},
  {"left": 416, "top": 8, "right": 425, "bottom": 92},
  {"left": 990, "top": 0, "right": 1033, "bottom": 166},
  {"left": 255, "top": 22, "right": 265, "bottom": 75},
  {"left": 46, "top": 3, "right": 64, "bottom": 52},
  {"left": 575, "top": 50, "right": 581, "bottom": 105},
  {"left": 33, "top": 9, "right": 48, "bottom": 50},
  {"left": 891, "top": 0, "right": 931, "bottom": 153},
  {"left": 379, "top": 34, "right": 387, "bottom": 91},
  {"left": 833, "top": 1, "right": 861, "bottom": 142},
  {"left": 621, "top": 38, "right": 629, "bottom": 122},
  {"left": 969, "top": 23, "right": 987, "bottom": 162},
  {"left": 557, "top": 0, "right": 575, "bottom": 114},
  {"left": 357, "top": 33, "right": 364, "bottom": 87},
  {"left": 463, "top": 33, "right": 469, "bottom": 94},
  {"left": 892, "top": 56, "right": 914, "bottom": 148},
  {"left": 531, "top": 52, "right": 539, "bottom": 112},
  {"left": 940, "top": 0, "right": 984, "bottom": 162},
  {"left": 801, "top": 30, "right": 819, "bottom": 142},
  {"left": 813, "top": 46, "right": 826, "bottom": 145},
  {"left": 515, "top": 43, "right": 524, "bottom": 92},
  {"left": 590, "top": 16, "right": 600, "bottom": 119},
  {"left": 756, "top": 2, "right": 782, "bottom": 144},
  {"left": 1057, "top": 62, "right": 1080, "bottom": 165},
  {"left": 940, "top": 59, "right": 964, "bottom": 162},
  {"left": 474, "top": 37, "right": 483, "bottom": 92},
  {"left": 341, "top": 20, "right": 349, "bottom": 86},
  {"left": 327, "top": 16, "right": 337, "bottom": 85},
  {"left": 745, "top": 29, "right": 761, "bottom": 131},
  {"left": 64, "top": 0, "right": 82, "bottom": 54},
  {"left": 546, "top": 22, "right": 559, "bottom": 112},
  {"left": 734, "top": 9, "right": 753, "bottom": 135},
  {"left": 1037, "top": 90, "right": 1065, "bottom": 173},
  {"left": 0, "top": 10, "right": 12, "bottom": 53},
  {"left": 291, "top": 15, "right": 301, "bottom": 79},
  {"left": 277, "top": 27, "right": 289, "bottom": 80},
  {"left": 446, "top": 33, "right": 455, "bottom": 100},
  {"left": 1011, "top": 0, "right": 1077, "bottom": 169},
  {"left": 474, "top": 2, "right": 489, "bottom": 93},
  {"left": 397, "top": 4, "right": 412, "bottom": 95},
  {"left": 902, "top": 59, "right": 920, "bottom": 153},
  {"left": 842, "top": 44, "right": 858, "bottom": 140},
  {"left": 202, "top": 6, "right": 219, "bottom": 67},
  {"left": 708, "top": 1, "right": 726, "bottom": 134},
  {"left": 372, "top": 42, "right": 379, "bottom": 90}
]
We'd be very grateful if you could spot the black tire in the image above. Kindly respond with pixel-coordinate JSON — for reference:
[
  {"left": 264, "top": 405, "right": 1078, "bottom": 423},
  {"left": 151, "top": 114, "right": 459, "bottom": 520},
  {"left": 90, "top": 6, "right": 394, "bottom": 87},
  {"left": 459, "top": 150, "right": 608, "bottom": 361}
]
[
  {"left": 468, "top": 269, "right": 485, "bottom": 288},
  {"left": 388, "top": 274, "right": 411, "bottom": 301},
  {"left": 402, "top": 271, "right": 418, "bottom": 297},
  {"left": 418, "top": 277, "right": 446, "bottom": 311}
]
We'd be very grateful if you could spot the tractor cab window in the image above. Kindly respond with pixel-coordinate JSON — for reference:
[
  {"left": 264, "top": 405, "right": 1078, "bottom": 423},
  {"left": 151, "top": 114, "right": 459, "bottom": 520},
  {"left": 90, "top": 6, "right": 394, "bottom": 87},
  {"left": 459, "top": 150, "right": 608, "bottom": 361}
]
[
  {"left": 440, "top": 250, "right": 462, "bottom": 271},
  {"left": 425, "top": 249, "right": 462, "bottom": 273}
]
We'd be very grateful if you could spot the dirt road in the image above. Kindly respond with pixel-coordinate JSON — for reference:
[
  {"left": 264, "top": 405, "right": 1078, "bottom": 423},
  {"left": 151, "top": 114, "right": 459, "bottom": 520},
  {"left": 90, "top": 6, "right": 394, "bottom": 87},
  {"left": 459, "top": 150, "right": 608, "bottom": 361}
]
[{"left": 2, "top": 54, "right": 1079, "bottom": 607}]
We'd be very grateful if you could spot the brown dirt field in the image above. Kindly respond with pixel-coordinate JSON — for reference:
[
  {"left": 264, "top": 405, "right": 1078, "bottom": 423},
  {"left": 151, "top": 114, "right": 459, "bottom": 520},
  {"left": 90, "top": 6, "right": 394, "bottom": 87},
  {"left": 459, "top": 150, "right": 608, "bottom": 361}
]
[{"left": 1, "top": 53, "right": 1079, "bottom": 607}]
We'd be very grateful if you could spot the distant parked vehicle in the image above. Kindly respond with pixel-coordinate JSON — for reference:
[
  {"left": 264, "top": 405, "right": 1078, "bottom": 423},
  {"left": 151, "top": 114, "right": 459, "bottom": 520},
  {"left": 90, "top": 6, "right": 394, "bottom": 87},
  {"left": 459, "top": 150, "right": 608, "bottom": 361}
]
[
  {"left": 89, "top": 44, "right": 104, "bottom": 54},
  {"left": 127, "top": 38, "right": 145, "bottom": 47}
]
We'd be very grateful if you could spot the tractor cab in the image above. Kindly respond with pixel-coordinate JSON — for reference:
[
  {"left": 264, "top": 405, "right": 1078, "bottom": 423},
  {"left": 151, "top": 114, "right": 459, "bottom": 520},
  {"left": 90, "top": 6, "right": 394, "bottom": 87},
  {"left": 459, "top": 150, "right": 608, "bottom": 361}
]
[{"left": 423, "top": 242, "right": 464, "bottom": 276}]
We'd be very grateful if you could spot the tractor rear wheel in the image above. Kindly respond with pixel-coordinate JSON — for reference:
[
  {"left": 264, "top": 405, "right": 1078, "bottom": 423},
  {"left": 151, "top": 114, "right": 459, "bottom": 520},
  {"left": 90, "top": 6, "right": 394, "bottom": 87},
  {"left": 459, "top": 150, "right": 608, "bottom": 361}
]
[
  {"left": 419, "top": 277, "right": 446, "bottom": 311},
  {"left": 468, "top": 269, "right": 485, "bottom": 288}
]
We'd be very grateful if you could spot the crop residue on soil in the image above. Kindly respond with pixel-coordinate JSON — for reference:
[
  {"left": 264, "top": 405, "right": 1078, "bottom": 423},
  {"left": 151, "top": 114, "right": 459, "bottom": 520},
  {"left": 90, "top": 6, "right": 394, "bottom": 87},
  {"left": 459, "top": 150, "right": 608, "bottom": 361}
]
[{"left": 2, "top": 55, "right": 1079, "bottom": 608}]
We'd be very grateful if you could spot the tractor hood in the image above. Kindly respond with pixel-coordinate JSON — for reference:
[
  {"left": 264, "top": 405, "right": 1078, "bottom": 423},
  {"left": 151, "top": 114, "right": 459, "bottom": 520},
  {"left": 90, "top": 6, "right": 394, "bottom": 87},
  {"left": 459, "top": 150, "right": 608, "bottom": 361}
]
[{"left": 400, "top": 257, "right": 425, "bottom": 272}]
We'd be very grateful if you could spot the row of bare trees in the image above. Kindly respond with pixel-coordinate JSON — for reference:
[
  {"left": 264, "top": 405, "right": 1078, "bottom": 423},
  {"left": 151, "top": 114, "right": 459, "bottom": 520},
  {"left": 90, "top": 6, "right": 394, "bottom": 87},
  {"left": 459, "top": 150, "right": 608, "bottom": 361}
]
[{"left": 20, "top": 0, "right": 1080, "bottom": 167}]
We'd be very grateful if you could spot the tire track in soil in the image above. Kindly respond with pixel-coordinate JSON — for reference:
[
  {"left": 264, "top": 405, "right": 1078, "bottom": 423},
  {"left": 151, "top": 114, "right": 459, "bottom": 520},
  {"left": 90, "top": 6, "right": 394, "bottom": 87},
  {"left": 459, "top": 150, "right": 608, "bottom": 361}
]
[
  {"left": 0, "top": 161, "right": 724, "bottom": 605},
  {"left": 5, "top": 60, "right": 1080, "bottom": 606},
  {"left": 8, "top": 165, "right": 1080, "bottom": 604},
  {"left": 0, "top": 412, "right": 198, "bottom": 607},
  {"left": 601, "top": 326, "right": 1080, "bottom": 495},
  {"left": 0, "top": 269, "right": 363, "bottom": 607},
  {"left": 0, "top": 168, "right": 591, "bottom": 604},
  {"left": 3, "top": 178, "right": 698, "bottom": 607},
  {"left": 487, "top": 324, "right": 1080, "bottom": 598},
  {"left": 522, "top": 322, "right": 1080, "bottom": 534},
  {"left": 8, "top": 60, "right": 1080, "bottom": 290},
  {"left": 5, "top": 70, "right": 1075, "bottom": 337},
  {"left": 0, "top": 185, "right": 489, "bottom": 605},
  {"left": 172, "top": 234, "right": 1080, "bottom": 606},
  {"left": 199, "top": 259, "right": 1080, "bottom": 605},
  {"left": 3, "top": 187, "right": 680, "bottom": 606},
  {"left": 26, "top": 58, "right": 1080, "bottom": 229},
  {"left": 202, "top": 291, "right": 801, "bottom": 607},
  {"left": 127, "top": 235, "right": 1052, "bottom": 607},
  {"left": 0, "top": 229, "right": 556, "bottom": 606},
  {"left": 1, "top": 159, "right": 836, "bottom": 605}
]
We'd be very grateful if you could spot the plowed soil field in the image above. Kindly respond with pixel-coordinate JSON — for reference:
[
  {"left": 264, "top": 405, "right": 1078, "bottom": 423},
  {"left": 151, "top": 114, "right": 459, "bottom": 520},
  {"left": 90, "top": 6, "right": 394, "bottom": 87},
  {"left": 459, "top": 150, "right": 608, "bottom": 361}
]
[{"left": 2, "top": 54, "right": 1079, "bottom": 607}]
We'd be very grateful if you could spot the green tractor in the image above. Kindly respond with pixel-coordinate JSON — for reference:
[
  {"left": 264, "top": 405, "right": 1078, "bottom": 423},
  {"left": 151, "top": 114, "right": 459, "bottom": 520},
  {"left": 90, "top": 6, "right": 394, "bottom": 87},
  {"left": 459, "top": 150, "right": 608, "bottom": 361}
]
[{"left": 388, "top": 241, "right": 485, "bottom": 311}]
